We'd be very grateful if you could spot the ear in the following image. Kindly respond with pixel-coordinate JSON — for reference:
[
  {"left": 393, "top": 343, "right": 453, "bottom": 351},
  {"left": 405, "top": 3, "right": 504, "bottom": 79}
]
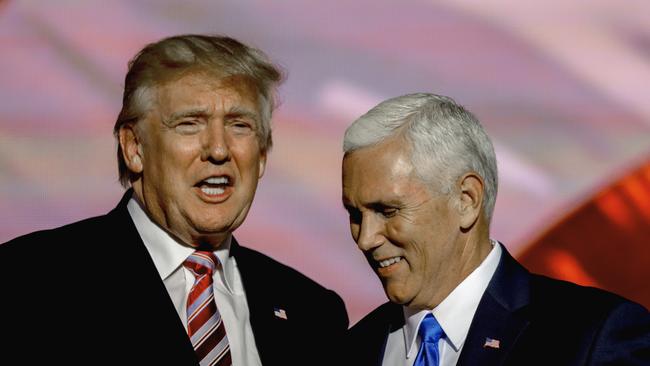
[
  {"left": 119, "top": 124, "right": 144, "bottom": 174},
  {"left": 457, "top": 172, "right": 484, "bottom": 230},
  {"left": 257, "top": 149, "right": 267, "bottom": 179}
]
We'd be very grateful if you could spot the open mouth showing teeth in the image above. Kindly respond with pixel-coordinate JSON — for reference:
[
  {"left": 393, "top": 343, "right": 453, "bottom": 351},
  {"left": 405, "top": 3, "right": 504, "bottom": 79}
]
[
  {"left": 378, "top": 256, "right": 402, "bottom": 268},
  {"left": 197, "top": 176, "right": 231, "bottom": 195}
]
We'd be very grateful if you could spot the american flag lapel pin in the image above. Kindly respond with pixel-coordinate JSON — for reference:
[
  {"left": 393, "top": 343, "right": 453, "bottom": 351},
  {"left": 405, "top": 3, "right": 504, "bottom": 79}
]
[
  {"left": 273, "top": 307, "right": 288, "bottom": 320},
  {"left": 483, "top": 337, "right": 500, "bottom": 349}
]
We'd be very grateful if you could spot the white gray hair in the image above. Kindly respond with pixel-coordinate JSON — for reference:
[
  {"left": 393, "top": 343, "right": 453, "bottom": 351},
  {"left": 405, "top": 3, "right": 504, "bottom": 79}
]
[{"left": 343, "top": 93, "right": 498, "bottom": 223}]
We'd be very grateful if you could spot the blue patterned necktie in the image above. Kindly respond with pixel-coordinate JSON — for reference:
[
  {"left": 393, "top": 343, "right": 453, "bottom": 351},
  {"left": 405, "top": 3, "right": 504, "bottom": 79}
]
[{"left": 414, "top": 313, "right": 445, "bottom": 366}]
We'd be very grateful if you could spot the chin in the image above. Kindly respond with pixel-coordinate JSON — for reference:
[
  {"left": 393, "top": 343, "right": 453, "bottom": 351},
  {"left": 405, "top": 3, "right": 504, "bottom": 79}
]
[
  {"left": 190, "top": 214, "right": 235, "bottom": 229},
  {"left": 192, "top": 224, "right": 231, "bottom": 236},
  {"left": 385, "top": 287, "right": 411, "bottom": 305}
]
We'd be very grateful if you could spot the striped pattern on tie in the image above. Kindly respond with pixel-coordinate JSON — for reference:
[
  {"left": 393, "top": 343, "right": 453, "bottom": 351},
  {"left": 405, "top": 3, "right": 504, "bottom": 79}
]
[{"left": 184, "top": 251, "right": 231, "bottom": 366}]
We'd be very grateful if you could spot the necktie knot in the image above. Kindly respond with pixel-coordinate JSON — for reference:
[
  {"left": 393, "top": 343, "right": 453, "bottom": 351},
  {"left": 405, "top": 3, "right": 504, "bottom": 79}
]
[
  {"left": 414, "top": 313, "right": 445, "bottom": 366},
  {"left": 183, "top": 250, "right": 218, "bottom": 277},
  {"left": 419, "top": 313, "right": 444, "bottom": 344}
]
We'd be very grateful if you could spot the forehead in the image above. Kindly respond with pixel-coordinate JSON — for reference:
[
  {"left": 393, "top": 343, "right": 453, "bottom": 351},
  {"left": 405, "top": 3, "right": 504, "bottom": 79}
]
[
  {"left": 344, "top": 140, "right": 411, "bottom": 176},
  {"left": 342, "top": 139, "right": 423, "bottom": 202},
  {"left": 154, "top": 72, "right": 260, "bottom": 114}
]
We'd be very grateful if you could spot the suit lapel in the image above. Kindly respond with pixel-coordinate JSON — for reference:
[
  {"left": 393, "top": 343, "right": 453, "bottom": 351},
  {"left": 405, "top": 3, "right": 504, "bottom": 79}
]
[
  {"left": 457, "top": 245, "right": 531, "bottom": 366},
  {"left": 230, "top": 238, "right": 284, "bottom": 364},
  {"left": 232, "top": 239, "right": 350, "bottom": 366},
  {"left": 376, "top": 303, "right": 404, "bottom": 366},
  {"left": 103, "top": 191, "right": 198, "bottom": 362},
  {"left": 349, "top": 302, "right": 404, "bottom": 366}
]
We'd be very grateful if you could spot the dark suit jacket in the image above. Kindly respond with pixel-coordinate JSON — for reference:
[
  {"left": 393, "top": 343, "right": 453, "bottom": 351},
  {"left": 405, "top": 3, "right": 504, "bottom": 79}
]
[
  {"left": 0, "top": 191, "right": 348, "bottom": 365},
  {"left": 347, "top": 245, "right": 650, "bottom": 365}
]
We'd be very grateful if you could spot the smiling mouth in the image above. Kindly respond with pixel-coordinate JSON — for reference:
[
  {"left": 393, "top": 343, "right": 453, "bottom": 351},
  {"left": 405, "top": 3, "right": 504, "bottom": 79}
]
[
  {"left": 196, "top": 176, "right": 232, "bottom": 196},
  {"left": 377, "top": 256, "right": 403, "bottom": 268}
]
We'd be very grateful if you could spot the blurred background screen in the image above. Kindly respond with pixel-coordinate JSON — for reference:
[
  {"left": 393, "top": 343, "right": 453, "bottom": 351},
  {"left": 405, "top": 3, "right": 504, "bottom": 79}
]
[{"left": 1, "top": 0, "right": 649, "bottom": 324}]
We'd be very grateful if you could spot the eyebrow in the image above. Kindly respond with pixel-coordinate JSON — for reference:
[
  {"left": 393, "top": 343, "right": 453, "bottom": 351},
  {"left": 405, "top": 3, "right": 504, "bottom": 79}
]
[
  {"left": 225, "top": 106, "right": 260, "bottom": 124},
  {"left": 162, "top": 107, "right": 211, "bottom": 125},
  {"left": 350, "top": 200, "right": 400, "bottom": 212}
]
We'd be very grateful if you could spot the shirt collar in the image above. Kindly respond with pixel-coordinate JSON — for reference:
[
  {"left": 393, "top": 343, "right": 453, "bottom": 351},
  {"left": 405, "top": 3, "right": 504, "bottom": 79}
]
[
  {"left": 403, "top": 240, "right": 502, "bottom": 358},
  {"left": 127, "top": 197, "right": 236, "bottom": 293}
]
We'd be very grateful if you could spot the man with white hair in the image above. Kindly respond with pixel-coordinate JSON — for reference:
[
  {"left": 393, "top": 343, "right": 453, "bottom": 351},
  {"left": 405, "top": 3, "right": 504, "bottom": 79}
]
[{"left": 342, "top": 93, "right": 649, "bottom": 365}]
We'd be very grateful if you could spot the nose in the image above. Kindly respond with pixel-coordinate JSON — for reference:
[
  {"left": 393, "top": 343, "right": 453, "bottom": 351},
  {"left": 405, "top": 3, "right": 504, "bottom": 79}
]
[
  {"left": 356, "top": 214, "right": 384, "bottom": 252},
  {"left": 202, "top": 122, "right": 230, "bottom": 163}
]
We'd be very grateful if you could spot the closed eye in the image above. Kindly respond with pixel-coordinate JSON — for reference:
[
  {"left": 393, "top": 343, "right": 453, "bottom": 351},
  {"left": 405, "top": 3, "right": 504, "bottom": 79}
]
[
  {"left": 369, "top": 203, "right": 398, "bottom": 218},
  {"left": 232, "top": 121, "right": 253, "bottom": 129},
  {"left": 226, "top": 119, "right": 256, "bottom": 135},
  {"left": 174, "top": 120, "right": 202, "bottom": 134}
]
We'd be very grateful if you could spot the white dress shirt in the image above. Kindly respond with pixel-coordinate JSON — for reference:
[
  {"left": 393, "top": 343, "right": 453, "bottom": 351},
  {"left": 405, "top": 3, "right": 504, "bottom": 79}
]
[
  {"left": 382, "top": 241, "right": 502, "bottom": 366},
  {"left": 127, "top": 198, "right": 262, "bottom": 366}
]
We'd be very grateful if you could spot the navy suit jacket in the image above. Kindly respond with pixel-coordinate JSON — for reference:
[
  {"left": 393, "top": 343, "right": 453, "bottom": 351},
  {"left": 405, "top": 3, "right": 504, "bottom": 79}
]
[
  {"left": 0, "top": 191, "right": 348, "bottom": 365},
  {"left": 347, "top": 245, "right": 650, "bottom": 365}
]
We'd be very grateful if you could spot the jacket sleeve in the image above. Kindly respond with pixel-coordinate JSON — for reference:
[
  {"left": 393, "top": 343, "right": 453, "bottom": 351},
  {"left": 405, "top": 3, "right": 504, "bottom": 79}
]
[{"left": 588, "top": 301, "right": 650, "bottom": 365}]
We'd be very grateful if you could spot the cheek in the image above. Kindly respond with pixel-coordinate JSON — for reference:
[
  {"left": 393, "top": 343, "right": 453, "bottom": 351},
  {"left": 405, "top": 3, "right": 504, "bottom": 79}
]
[
  {"left": 385, "top": 219, "right": 410, "bottom": 246},
  {"left": 387, "top": 220, "right": 429, "bottom": 270},
  {"left": 165, "top": 140, "right": 201, "bottom": 167},
  {"left": 231, "top": 141, "right": 262, "bottom": 172},
  {"left": 146, "top": 152, "right": 197, "bottom": 192}
]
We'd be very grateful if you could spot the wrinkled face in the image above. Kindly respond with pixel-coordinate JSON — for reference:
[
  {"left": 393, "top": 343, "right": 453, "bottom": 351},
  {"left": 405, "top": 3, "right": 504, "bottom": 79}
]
[
  {"left": 342, "top": 138, "right": 465, "bottom": 310},
  {"left": 124, "top": 73, "right": 266, "bottom": 247}
]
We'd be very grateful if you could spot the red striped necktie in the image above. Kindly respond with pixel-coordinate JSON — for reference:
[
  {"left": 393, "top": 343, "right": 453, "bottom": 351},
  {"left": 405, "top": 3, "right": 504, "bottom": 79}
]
[{"left": 183, "top": 251, "right": 231, "bottom": 366}]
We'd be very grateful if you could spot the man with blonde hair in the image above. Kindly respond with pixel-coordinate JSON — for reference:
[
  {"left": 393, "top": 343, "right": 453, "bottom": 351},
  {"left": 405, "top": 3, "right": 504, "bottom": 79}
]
[{"left": 1, "top": 35, "right": 348, "bottom": 365}]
